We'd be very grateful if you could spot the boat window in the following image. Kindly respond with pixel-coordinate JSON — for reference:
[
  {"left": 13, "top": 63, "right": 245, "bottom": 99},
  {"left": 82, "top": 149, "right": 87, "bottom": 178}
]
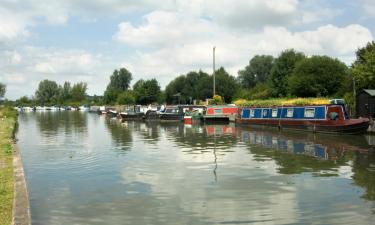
[
  {"left": 214, "top": 108, "right": 222, "bottom": 114},
  {"left": 262, "top": 109, "right": 268, "bottom": 118},
  {"left": 272, "top": 108, "right": 278, "bottom": 117},
  {"left": 250, "top": 109, "right": 255, "bottom": 118},
  {"left": 304, "top": 108, "right": 315, "bottom": 118},
  {"left": 286, "top": 108, "right": 293, "bottom": 118}
]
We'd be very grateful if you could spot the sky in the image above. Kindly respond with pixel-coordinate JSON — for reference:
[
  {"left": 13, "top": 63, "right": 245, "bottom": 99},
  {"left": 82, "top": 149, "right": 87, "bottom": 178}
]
[{"left": 0, "top": 0, "right": 375, "bottom": 100}]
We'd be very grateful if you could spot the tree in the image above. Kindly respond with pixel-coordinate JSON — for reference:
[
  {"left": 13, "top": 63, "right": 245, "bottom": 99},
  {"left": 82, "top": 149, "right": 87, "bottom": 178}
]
[
  {"left": 0, "top": 83, "right": 5, "bottom": 98},
  {"left": 71, "top": 82, "right": 87, "bottom": 102},
  {"left": 214, "top": 67, "right": 238, "bottom": 103},
  {"left": 165, "top": 71, "right": 212, "bottom": 104},
  {"left": 288, "top": 56, "right": 348, "bottom": 97},
  {"left": 35, "top": 80, "right": 59, "bottom": 105},
  {"left": 269, "top": 49, "right": 305, "bottom": 97},
  {"left": 133, "top": 79, "right": 161, "bottom": 104},
  {"left": 62, "top": 82, "right": 72, "bottom": 101},
  {"left": 106, "top": 68, "right": 132, "bottom": 92},
  {"left": 352, "top": 41, "right": 375, "bottom": 90},
  {"left": 238, "top": 55, "right": 274, "bottom": 89},
  {"left": 104, "top": 68, "right": 133, "bottom": 104},
  {"left": 117, "top": 91, "right": 136, "bottom": 105}
]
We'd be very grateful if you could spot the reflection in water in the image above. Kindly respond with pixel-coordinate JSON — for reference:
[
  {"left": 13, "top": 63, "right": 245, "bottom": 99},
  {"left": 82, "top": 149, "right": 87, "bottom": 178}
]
[
  {"left": 104, "top": 117, "right": 133, "bottom": 152},
  {"left": 34, "top": 111, "right": 88, "bottom": 135},
  {"left": 16, "top": 113, "right": 375, "bottom": 225}
]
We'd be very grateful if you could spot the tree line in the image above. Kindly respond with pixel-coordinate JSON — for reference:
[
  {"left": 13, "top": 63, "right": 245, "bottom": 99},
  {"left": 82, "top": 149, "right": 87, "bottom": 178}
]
[{"left": 4, "top": 41, "right": 375, "bottom": 107}]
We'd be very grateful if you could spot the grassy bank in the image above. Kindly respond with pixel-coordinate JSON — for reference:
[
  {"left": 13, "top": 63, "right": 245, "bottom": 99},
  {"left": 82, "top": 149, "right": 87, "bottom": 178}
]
[{"left": 0, "top": 106, "right": 17, "bottom": 225}]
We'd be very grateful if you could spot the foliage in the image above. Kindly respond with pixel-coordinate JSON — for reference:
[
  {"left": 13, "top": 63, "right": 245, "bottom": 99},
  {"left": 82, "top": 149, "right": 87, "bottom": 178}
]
[
  {"left": 104, "top": 68, "right": 133, "bottom": 104},
  {"left": 15, "top": 96, "right": 33, "bottom": 106},
  {"left": 35, "top": 79, "right": 59, "bottom": 105},
  {"left": 108, "top": 68, "right": 133, "bottom": 91},
  {"left": 59, "top": 82, "right": 72, "bottom": 103},
  {"left": 71, "top": 82, "right": 87, "bottom": 102},
  {"left": 165, "top": 69, "right": 237, "bottom": 104},
  {"left": 208, "top": 95, "right": 224, "bottom": 105},
  {"left": 34, "top": 80, "right": 88, "bottom": 106},
  {"left": 233, "top": 97, "right": 330, "bottom": 107},
  {"left": 0, "top": 82, "right": 6, "bottom": 98},
  {"left": 288, "top": 56, "right": 348, "bottom": 97},
  {"left": 352, "top": 41, "right": 375, "bottom": 90},
  {"left": 133, "top": 78, "right": 161, "bottom": 104},
  {"left": 165, "top": 71, "right": 212, "bottom": 104},
  {"left": 238, "top": 55, "right": 274, "bottom": 89},
  {"left": 214, "top": 67, "right": 239, "bottom": 103},
  {"left": 269, "top": 49, "right": 305, "bottom": 97},
  {"left": 117, "top": 91, "right": 136, "bottom": 105}
]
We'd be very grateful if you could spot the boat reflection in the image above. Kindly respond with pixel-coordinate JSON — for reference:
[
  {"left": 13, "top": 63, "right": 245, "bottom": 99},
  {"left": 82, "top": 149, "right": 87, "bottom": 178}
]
[{"left": 239, "top": 127, "right": 371, "bottom": 161}]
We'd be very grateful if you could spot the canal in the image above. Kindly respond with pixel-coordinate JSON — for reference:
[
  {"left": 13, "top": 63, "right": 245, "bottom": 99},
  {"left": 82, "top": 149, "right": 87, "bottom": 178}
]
[{"left": 17, "top": 111, "right": 375, "bottom": 225}]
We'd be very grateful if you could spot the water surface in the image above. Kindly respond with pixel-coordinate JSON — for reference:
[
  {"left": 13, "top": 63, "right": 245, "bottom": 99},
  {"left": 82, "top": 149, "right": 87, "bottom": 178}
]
[{"left": 17, "top": 112, "right": 375, "bottom": 225}]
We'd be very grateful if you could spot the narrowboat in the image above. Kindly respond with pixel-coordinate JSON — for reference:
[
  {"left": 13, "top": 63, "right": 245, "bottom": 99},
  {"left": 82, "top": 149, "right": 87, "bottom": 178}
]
[
  {"left": 119, "top": 105, "right": 145, "bottom": 121},
  {"left": 107, "top": 109, "right": 118, "bottom": 118},
  {"left": 237, "top": 104, "right": 369, "bottom": 134},
  {"left": 203, "top": 105, "right": 238, "bottom": 123},
  {"left": 158, "top": 106, "right": 184, "bottom": 121},
  {"left": 182, "top": 105, "right": 205, "bottom": 124}
]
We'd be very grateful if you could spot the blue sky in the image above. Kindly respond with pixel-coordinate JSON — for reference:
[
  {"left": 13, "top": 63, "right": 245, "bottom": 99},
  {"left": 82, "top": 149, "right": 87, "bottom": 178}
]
[{"left": 0, "top": 0, "right": 374, "bottom": 99}]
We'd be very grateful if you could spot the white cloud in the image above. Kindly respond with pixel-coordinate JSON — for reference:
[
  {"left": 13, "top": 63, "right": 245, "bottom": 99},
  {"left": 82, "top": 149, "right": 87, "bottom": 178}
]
[
  {"left": 0, "top": 0, "right": 374, "bottom": 99},
  {"left": 114, "top": 10, "right": 373, "bottom": 87},
  {"left": 0, "top": 47, "right": 115, "bottom": 99},
  {"left": 0, "top": 8, "right": 29, "bottom": 42},
  {"left": 202, "top": 0, "right": 300, "bottom": 29}
]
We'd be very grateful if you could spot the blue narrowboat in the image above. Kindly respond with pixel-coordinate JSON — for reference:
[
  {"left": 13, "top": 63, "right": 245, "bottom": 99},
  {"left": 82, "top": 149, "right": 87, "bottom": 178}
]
[{"left": 237, "top": 104, "right": 369, "bottom": 134}]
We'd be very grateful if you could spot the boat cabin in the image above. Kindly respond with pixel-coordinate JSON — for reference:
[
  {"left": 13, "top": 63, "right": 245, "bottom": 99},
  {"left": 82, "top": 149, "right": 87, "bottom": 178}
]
[
  {"left": 204, "top": 105, "right": 238, "bottom": 122},
  {"left": 241, "top": 105, "right": 348, "bottom": 121}
]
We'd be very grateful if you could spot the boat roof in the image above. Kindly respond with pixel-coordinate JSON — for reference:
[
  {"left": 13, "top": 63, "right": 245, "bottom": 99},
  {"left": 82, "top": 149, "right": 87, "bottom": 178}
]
[
  {"left": 362, "top": 89, "right": 375, "bottom": 96},
  {"left": 242, "top": 104, "right": 343, "bottom": 108}
]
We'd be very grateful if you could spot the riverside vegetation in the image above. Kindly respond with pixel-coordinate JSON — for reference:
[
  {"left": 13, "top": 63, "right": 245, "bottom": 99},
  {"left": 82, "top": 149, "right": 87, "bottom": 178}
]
[
  {"left": 0, "top": 106, "right": 17, "bottom": 225},
  {"left": 3, "top": 41, "right": 375, "bottom": 109}
]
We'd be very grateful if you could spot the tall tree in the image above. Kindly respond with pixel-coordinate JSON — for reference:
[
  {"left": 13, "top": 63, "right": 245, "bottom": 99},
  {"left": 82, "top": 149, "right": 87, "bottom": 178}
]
[
  {"left": 62, "top": 82, "right": 72, "bottom": 101},
  {"left": 352, "top": 41, "right": 375, "bottom": 90},
  {"left": 133, "top": 78, "right": 161, "bottom": 104},
  {"left": 238, "top": 55, "right": 274, "bottom": 89},
  {"left": 269, "top": 49, "right": 305, "bottom": 97},
  {"left": 35, "top": 80, "right": 59, "bottom": 105},
  {"left": 104, "top": 68, "right": 133, "bottom": 104},
  {"left": 214, "top": 67, "right": 238, "bottom": 103},
  {"left": 165, "top": 71, "right": 211, "bottom": 104},
  {"left": 71, "top": 82, "right": 87, "bottom": 102},
  {"left": 288, "top": 56, "right": 348, "bottom": 97},
  {"left": 0, "top": 82, "right": 6, "bottom": 98}
]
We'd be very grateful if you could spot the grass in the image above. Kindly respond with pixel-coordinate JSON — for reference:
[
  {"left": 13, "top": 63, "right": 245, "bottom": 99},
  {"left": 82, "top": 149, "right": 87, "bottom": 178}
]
[
  {"left": 0, "top": 106, "right": 17, "bottom": 225},
  {"left": 233, "top": 97, "right": 330, "bottom": 107}
]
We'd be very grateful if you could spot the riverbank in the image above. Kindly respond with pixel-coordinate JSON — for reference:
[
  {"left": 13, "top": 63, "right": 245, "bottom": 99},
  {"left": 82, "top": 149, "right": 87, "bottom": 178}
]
[
  {"left": 0, "top": 106, "right": 17, "bottom": 225},
  {"left": 0, "top": 106, "right": 30, "bottom": 225}
]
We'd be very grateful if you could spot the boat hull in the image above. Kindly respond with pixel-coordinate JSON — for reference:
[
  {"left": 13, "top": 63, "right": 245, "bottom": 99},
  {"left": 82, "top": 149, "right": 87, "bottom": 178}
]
[
  {"left": 236, "top": 118, "right": 370, "bottom": 134},
  {"left": 119, "top": 113, "right": 144, "bottom": 121},
  {"left": 159, "top": 114, "right": 183, "bottom": 121}
]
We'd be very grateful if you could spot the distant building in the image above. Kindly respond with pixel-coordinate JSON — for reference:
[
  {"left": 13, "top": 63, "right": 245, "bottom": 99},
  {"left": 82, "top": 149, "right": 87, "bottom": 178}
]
[{"left": 356, "top": 89, "right": 375, "bottom": 118}]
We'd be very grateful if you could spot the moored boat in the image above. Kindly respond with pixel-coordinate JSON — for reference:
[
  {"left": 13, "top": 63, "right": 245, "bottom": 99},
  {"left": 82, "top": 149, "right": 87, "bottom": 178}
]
[
  {"left": 184, "top": 109, "right": 204, "bottom": 124},
  {"left": 203, "top": 105, "right": 238, "bottom": 123},
  {"left": 119, "top": 105, "right": 145, "bottom": 121},
  {"left": 107, "top": 109, "right": 118, "bottom": 118},
  {"left": 237, "top": 103, "right": 369, "bottom": 134},
  {"left": 159, "top": 106, "right": 184, "bottom": 121}
]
